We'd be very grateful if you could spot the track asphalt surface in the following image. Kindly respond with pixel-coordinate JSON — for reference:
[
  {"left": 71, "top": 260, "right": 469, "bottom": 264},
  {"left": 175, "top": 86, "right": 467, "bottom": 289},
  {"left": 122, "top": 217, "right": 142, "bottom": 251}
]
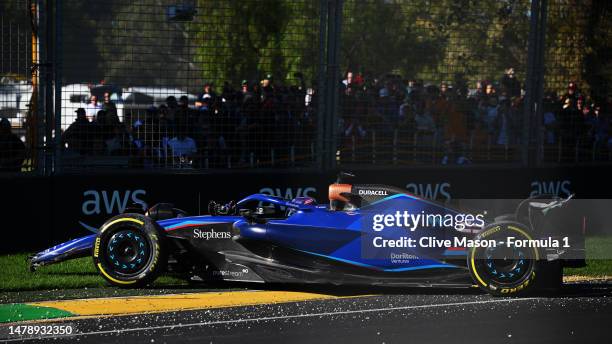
[{"left": 1, "top": 282, "right": 611, "bottom": 344}]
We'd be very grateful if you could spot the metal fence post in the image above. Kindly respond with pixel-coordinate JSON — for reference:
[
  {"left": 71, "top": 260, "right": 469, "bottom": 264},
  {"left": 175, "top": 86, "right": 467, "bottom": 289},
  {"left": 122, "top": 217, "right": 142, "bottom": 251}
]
[
  {"left": 330, "top": 0, "right": 342, "bottom": 170},
  {"left": 522, "top": 0, "right": 539, "bottom": 167},
  {"left": 53, "top": 0, "right": 62, "bottom": 174},
  {"left": 43, "top": 0, "right": 53, "bottom": 175},
  {"left": 317, "top": 0, "right": 328, "bottom": 171},
  {"left": 534, "top": 0, "right": 547, "bottom": 167},
  {"left": 31, "top": 0, "right": 45, "bottom": 175},
  {"left": 522, "top": 0, "right": 547, "bottom": 167},
  {"left": 324, "top": 0, "right": 343, "bottom": 170}
]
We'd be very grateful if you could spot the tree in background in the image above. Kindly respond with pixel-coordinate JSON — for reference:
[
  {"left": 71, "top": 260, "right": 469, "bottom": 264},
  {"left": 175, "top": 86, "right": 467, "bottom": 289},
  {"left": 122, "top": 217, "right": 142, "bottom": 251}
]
[
  {"left": 545, "top": 0, "right": 611, "bottom": 99},
  {"left": 191, "top": 0, "right": 319, "bottom": 87},
  {"left": 3, "top": 0, "right": 606, "bottom": 96},
  {"left": 340, "top": 0, "right": 531, "bottom": 89}
]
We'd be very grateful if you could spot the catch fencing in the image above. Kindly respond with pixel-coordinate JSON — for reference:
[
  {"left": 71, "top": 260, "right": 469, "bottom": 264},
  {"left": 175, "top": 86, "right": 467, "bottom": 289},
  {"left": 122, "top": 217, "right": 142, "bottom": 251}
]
[{"left": 0, "top": 0, "right": 610, "bottom": 174}]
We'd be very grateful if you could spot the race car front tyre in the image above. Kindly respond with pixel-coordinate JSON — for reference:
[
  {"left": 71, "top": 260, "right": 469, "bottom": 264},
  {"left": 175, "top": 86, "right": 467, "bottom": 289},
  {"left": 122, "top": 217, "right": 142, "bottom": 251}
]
[
  {"left": 468, "top": 222, "right": 540, "bottom": 296},
  {"left": 93, "top": 213, "right": 166, "bottom": 288}
]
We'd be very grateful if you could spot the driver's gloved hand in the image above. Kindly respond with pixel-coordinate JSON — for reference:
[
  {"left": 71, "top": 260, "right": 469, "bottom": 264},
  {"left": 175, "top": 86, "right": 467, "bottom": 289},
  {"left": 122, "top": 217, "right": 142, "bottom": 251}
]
[
  {"left": 208, "top": 201, "right": 236, "bottom": 215},
  {"left": 218, "top": 201, "right": 236, "bottom": 215}
]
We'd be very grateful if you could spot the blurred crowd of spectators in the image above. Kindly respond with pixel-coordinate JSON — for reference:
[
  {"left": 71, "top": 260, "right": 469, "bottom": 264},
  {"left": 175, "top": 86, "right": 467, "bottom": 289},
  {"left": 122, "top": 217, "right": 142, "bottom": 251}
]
[
  {"left": 1, "top": 69, "right": 610, "bottom": 171},
  {"left": 339, "top": 68, "right": 611, "bottom": 164},
  {"left": 61, "top": 74, "right": 316, "bottom": 168}
]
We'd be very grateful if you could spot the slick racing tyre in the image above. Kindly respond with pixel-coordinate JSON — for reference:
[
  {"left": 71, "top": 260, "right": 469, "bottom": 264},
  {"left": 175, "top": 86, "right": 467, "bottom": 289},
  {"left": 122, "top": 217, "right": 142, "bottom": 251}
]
[
  {"left": 93, "top": 213, "right": 166, "bottom": 287},
  {"left": 468, "top": 222, "right": 540, "bottom": 296}
]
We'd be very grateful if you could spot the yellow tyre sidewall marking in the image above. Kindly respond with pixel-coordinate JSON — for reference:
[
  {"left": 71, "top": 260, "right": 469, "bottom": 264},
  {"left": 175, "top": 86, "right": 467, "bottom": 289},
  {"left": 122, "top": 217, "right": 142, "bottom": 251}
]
[
  {"left": 100, "top": 217, "right": 144, "bottom": 233},
  {"left": 470, "top": 224, "right": 539, "bottom": 288},
  {"left": 93, "top": 237, "right": 101, "bottom": 258},
  {"left": 96, "top": 217, "right": 145, "bottom": 285},
  {"left": 470, "top": 247, "right": 488, "bottom": 287},
  {"left": 97, "top": 263, "right": 137, "bottom": 285}
]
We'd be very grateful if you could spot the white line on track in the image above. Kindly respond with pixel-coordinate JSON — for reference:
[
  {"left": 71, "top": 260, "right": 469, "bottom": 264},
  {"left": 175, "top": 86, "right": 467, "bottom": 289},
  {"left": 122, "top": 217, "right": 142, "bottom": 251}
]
[{"left": 2, "top": 298, "right": 537, "bottom": 342}]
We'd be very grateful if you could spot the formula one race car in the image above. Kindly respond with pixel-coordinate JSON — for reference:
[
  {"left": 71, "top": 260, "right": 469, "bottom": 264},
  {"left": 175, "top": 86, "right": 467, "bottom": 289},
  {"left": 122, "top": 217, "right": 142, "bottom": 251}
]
[{"left": 29, "top": 174, "right": 584, "bottom": 296}]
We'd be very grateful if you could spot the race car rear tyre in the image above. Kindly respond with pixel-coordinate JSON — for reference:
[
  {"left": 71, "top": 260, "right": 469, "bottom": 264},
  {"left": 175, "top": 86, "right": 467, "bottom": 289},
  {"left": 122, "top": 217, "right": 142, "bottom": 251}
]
[
  {"left": 468, "top": 222, "right": 540, "bottom": 296},
  {"left": 93, "top": 213, "right": 166, "bottom": 288}
]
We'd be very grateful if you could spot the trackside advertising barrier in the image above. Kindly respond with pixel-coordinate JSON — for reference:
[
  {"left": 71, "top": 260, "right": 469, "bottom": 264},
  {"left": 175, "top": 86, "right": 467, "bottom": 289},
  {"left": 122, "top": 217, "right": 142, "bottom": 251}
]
[{"left": 1, "top": 165, "right": 612, "bottom": 253}]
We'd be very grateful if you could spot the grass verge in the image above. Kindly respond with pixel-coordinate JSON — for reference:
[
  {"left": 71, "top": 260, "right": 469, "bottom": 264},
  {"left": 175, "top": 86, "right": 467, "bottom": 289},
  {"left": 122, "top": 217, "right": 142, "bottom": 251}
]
[
  {"left": 0, "top": 253, "right": 186, "bottom": 292},
  {"left": 1, "top": 236, "right": 610, "bottom": 292},
  {"left": 565, "top": 236, "right": 612, "bottom": 278}
]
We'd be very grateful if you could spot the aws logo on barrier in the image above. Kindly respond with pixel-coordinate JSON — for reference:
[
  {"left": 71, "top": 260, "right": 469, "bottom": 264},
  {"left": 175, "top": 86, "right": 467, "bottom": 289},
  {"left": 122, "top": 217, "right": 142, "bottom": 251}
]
[
  {"left": 80, "top": 189, "right": 147, "bottom": 232},
  {"left": 405, "top": 182, "right": 452, "bottom": 202},
  {"left": 259, "top": 186, "right": 317, "bottom": 199},
  {"left": 530, "top": 180, "right": 572, "bottom": 197},
  {"left": 259, "top": 185, "right": 450, "bottom": 202}
]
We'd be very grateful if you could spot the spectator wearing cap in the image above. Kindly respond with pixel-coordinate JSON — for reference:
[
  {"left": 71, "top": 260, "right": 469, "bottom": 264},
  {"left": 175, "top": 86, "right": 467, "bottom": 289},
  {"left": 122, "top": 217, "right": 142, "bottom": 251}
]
[
  {"left": 0, "top": 118, "right": 25, "bottom": 172},
  {"left": 239, "top": 79, "right": 254, "bottom": 104},
  {"left": 261, "top": 74, "right": 274, "bottom": 95},
  {"left": 562, "top": 81, "right": 579, "bottom": 104},
  {"left": 63, "top": 108, "right": 93, "bottom": 155}
]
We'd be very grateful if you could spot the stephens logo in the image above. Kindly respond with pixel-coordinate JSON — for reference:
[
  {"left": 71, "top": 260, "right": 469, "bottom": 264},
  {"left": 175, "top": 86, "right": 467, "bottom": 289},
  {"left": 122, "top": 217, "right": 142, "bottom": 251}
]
[
  {"left": 358, "top": 189, "right": 388, "bottom": 196},
  {"left": 193, "top": 228, "right": 231, "bottom": 240}
]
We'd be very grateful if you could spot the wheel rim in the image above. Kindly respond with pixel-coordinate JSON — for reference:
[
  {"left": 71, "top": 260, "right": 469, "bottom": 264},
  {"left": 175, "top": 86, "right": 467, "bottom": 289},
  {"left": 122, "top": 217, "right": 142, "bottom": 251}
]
[
  {"left": 482, "top": 244, "right": 529, "bottom": 284},
  {"left": 106, "top": 229, "right": 150, "bottom": 274}
]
